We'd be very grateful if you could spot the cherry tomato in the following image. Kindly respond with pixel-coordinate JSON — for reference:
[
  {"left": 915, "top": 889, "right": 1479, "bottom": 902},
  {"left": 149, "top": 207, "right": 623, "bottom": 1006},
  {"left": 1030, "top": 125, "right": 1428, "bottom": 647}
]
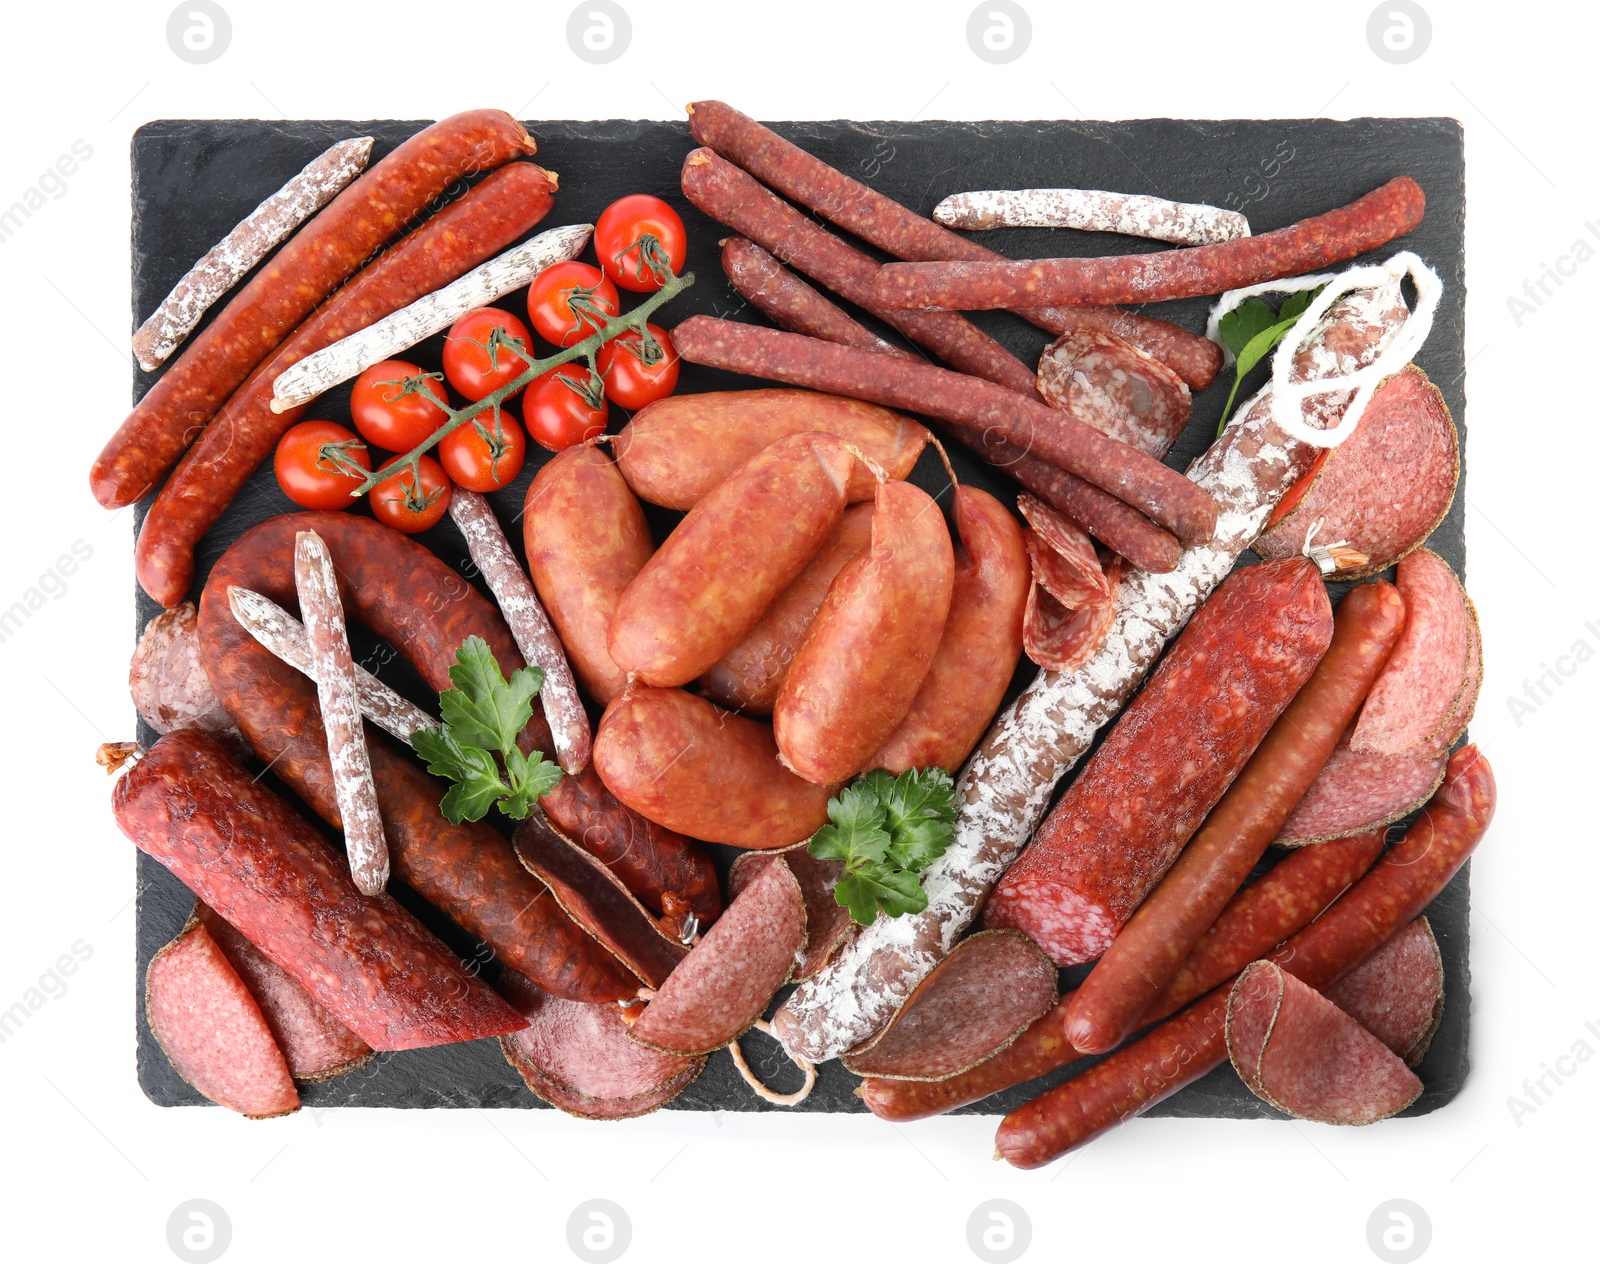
[
  {"left": 350, "top": 359, "right": 450, "bottom": 451},
  {"left": 438, "top": 406, "right": 528, "bottom": 492},
  {"left": 273, "top": 420, "right": 372, "bottom": 511},
  {"left": 524, "top": 365, "right": 608, "bottom": 452},
  {"left": 597, "top": 323, "right": 680, "bottom": 410},
  {"left": 442, "top": 307, "right": 535, "bottom": 402},
  {"left": 369, "top": 455, "right": 451, "bottom": 533},
  {"left": 526, "top": 261, "right": 620, "bottom": 347},
  {"left": 594, "top": 194, "right": 688, "bottom": 293}
]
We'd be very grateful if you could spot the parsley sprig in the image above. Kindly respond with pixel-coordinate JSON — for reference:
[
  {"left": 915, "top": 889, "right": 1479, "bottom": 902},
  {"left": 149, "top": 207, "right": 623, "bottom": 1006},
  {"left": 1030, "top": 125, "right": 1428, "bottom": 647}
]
[
  {"left": 411, "top": 636, "right": 563, "bottom": 824},
  {"left": 807, "top": 768, "right": 957, "bottom": 925},
  {"left": 1215, "top": 285, "right": 1325, "bottom": 436}
]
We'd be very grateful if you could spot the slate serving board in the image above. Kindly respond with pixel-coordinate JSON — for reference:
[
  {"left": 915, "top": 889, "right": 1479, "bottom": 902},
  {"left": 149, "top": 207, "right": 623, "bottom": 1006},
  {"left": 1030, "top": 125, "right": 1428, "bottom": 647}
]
[{"left": 131, "top": 115, "right": 1467, "bottom": 1118}]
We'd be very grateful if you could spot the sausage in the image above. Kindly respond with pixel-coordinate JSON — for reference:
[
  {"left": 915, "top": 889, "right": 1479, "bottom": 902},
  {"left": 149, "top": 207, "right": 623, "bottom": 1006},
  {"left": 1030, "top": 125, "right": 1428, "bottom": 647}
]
[
  {"left": 773, "top": 280, "right": 1414, "bottom": 1064},
  {"left": 774, "top": 480, "right": 955, "bottom": 785},
  {"left": 523, "top": 445, "right": 653, "bottom": 706},
  {"left": 681, "top": 148, "right": 1038, "bottom": 397},
  {"left": 135, "top": 160, "right": 557, "bottom": 608},
  {"left": 594, "top": 685, "right": 836, "bottom": 847},
  {"left": 449, "top": 489, "right": 590, "bottom": 774},
  {"left": 94, "top": 110, "right": 537, "bottom": 509},
  {"left": 613, "top": 388, "right": 927, "bottom": 511},
  {"left": 871, "top": 486, "right": 1028, "bottom": 774},
  {"left": 931, "top": 186, "right": 1251, "bottom": 245},
  {"left": 128, "top": 601, "right": 248, "bottom": 755},
  {"left": 858, "top": 829, "right": 1387, "bottom": 1122},
  {"left": 608, "top": 430, "right": 855, "bottom": 687},
  {"left": 1035, "top": 329, "right": 1192, "bottom": 460},
  {"left": 702, "top": 503, "right": 875, "bottom": 715},
  {"left": 873, "top": 177, "right": 1427, "bottom": 310},
  {"left": 984, "top": 557, "right": 1334, "bottom": 966},
  {"left": 683, "top": 99, "right": 1223, "bottom": 392},
  {"left": 116, "top": 729, "right": 528, "bottom": 1050},
  {"left": 196, "top": 511, "right": 645, "bottom": 1002},
  {"left": 721, "top": 236, "right": 913, "bottom": 358},
  {"left": 1061, "top": 580, "right": 1406, "bottom": 1053},
  {"left": 993, "top": 745, "right": 1494, "bottom": 1167},
  {"left": 671, "top": 317, "right": 1219, "bottom": 548}
]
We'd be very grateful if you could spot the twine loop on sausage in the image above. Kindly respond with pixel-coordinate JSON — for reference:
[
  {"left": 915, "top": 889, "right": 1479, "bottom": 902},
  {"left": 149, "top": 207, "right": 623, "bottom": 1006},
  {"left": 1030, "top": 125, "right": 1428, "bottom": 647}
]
[{"left": 729, "top": 1018, "right": 817, "bottom": 1107}]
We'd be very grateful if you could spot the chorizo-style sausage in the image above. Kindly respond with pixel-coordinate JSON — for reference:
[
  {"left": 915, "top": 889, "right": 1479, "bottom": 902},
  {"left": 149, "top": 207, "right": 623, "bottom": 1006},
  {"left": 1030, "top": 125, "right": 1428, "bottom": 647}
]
[
  {"left": 595, "top": 686, "right": 836, "bottom": 847},
  {"left": 775, "top": 480, "right": 955, "bottom": 785},
  {"left": 609, "top": 430, "right": 855, "bottom": 687}
]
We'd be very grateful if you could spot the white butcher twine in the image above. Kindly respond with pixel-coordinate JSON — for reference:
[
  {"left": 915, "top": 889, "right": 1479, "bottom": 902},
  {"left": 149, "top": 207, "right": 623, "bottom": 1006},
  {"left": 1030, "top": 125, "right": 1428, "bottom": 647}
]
[
  {"left": 931, "top": 188, "right": 1250, "bottom": 246},
  {"left": 774, "top": 252, "right": 1440, "bottom": 1064},
  {"left": 269, "top": 223, "right": 593, "bottom": 412}
]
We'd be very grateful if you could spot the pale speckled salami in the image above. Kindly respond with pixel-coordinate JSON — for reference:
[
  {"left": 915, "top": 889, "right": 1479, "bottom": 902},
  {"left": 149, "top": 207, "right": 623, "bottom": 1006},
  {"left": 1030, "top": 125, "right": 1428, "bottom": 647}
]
[
  {"left": 1017, "top": 496, "right": 1107, "bottom": 607},
  {"left": 772, "top": 277, "right": 1414, "bottom": 1063},
  {"left": 1226, "top": 960, "right": 1422, "bottom": 1124},
  {"left": 628, "top": 859, "right": 806, "bottom": 1057},
  {"left": 1275, "top": 739, "right": 1446, "bottom": 847},
  {"left": 145, "top": 918, "right": 300, "bottom": 1118},
  {"left": 728, "top": 843, "right": 854, "bottom": 982},
  {"left": 1036, "top": 329, "right": 1192, "bottom": 460},
  {"left": 933, "top": 187, "right": 1251, "bottom": 245},
  {"left": 1023, "top": 556, "right": 1121, "bottom": 673},
  {"left": 128, "top": 602, "right": 247, "bottom": 755},
  {"left": 1324, "top": 917, "right": 1444, "bottom": 1068},
  {"left": 840, "top": 930, "right": 1056, "bottom": 1081}
]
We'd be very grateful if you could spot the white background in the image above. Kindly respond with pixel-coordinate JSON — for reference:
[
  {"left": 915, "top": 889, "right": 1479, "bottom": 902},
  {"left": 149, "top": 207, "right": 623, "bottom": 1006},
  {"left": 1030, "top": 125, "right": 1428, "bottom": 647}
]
[{"left": 0, "top": 1, "right": 1591, "bottom": 1261}]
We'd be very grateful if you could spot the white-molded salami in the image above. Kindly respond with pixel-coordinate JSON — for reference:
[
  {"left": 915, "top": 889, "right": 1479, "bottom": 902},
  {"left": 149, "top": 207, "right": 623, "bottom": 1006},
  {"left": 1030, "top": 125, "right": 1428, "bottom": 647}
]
[{"left": 932, "top": 187, "right": 1250, "bottom": 246}]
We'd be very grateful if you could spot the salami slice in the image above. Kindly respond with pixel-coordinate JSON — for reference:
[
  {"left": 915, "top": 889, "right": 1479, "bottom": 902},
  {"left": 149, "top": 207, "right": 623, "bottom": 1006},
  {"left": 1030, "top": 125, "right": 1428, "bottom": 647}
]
[
  {"left": 128, "top": 603, "right": 247, "bottom": 755},
  {"left": 1015, "top": 495, "right": 1107, "bottom": 599},
  {"left": 1036, "top": 329, "right": 1192, "bottom": 460},
  {"left": 513, "top": 814, "right": 687, "bottom": 989},
  {"left": 497, "top": 972, "right": 703, "bottom": 1119},
  {"left": 145, "top": 919, "right": 300, "bottom": 1118},
  {"left": 1226, "top": 960, "right": 1423, "bottom": 1124},
  {"left": 628, "top": 859, "right": 806, "bottom": 1057},
  {"left": 1350, "top": 550, "right": 1477, "bottom": 757},
  {"left": 193, "top": 904, "right": 371, "bottom": 1083},
  {"left": 1276, "top": 740, "right": 1446, "bottom": 846},
  {"left": 1023, "top": 559, "right": 1121, "bottom": 672},
  {"left": 1324, "top": 916, "right": 1444, "bottom": 1067},
  {"left": 729, "top": 844, "right": 855, "bottom": 982},
  {"left": 840, "top": 930, "right": 1057, "bottom": 1081},
  {"left": 1254, "top": 366, "right": 1457, "bottom": 577}
]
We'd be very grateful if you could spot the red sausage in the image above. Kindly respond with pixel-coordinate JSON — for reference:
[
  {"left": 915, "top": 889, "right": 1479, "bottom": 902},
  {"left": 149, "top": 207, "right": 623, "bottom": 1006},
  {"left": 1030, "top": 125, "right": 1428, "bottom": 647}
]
[
  {"left": 671, "top": 317, "right": 1219, "bottom": 548},
  {"left": 774, "top": 480, "right": 955, "bottom": 785},
  {"left": 993, "top": 746, "right": 1494, "bottom": 1168},
  {"left": 1063, "top": 579, "right": 1407, "bottom": 1053},
  {"left": 135, "top": 161, "right": 556, "bottom": 608},
  {"left": 116, "top": 730, "right": 527, "bottom": 1051},
  {"left": 872, "top": 177, "right": 1427, "bottom": 310},
  {"left": 93, "top": 110, "right": 538, "bottom": 509},
  {"left": 871, "top": 486, "right": 1028, "bottom": 774}
]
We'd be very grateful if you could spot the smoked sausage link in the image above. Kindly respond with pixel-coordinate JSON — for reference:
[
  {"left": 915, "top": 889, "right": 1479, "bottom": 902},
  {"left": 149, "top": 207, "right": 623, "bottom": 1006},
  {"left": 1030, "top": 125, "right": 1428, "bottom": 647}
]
[
  {"left": 115, "top": 729, "right": 527, "bottom": 1050},
  {"left": 94, "top": 110, "right": 538, "bottom": 509}
]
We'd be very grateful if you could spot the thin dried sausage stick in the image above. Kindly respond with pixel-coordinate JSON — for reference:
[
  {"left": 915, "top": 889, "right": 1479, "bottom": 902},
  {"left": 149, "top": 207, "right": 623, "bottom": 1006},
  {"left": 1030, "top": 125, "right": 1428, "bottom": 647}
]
[
  {"left": 874, "top": 177, "right": 1426, "bottom": 310},
  {"left": 94, "top": 110, "right": 538, "bottom": 508},
  {"left": 136, "top": 161, "right": 557, "bottom": 608},
  {"left": 684, "top": 100, "right": 1223, "bottom": 391},
  {"left": 671, "top": 317, "right": 1218, "bottom": 548},
  {"left": 133, "top": 136, "right": 373, "bottom": 372},
  {"left": 994, "top": 745, "right": 1494, "bottom": 1167},
  {"left": 721, "top": 236, "right": 913, "bottom": 358},
  {"left": 1062, "top": 580, "right": 1406, "bottom": 1053},
  {"left": 448, "top": 490, "right": 591, "bottom": 775},
  {"left": 294, "top": 530, "right": 389, "bottom": 896},
  {"left": 771, "top": 279, "right": 1412, "bottom": 1064},
  {"left": 932, "top": 187, "right": 1250, "bottom": 245},
  {"left": 682, "top": 148, "right": 1038, "bottom": 397}
]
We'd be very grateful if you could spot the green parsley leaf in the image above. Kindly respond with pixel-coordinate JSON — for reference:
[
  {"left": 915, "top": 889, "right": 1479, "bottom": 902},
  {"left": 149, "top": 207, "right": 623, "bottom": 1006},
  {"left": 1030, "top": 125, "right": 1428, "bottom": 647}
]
[
  {"left": 1215, "top": 286, "right": 1326, "bottom": 437},
  {"left": 807, "top": 781, "right": 891, "bottom": 866},
  {"left": 834, "top": 866, "right": 929, "bottom": 925},
  {"left": 1217, "top": 296, "right": 1278, "bottom": 359},
  {"left": 412, "top": 725, "right": 507, "bottom": 824},
  {"left": 498, "top": 744, "right": 565, "bottom": 820},
  {"left": 437, "top": 635, "right": 543, "bottom": 754},
  {"left": 880, "top": 767, "right": 956, "bottom": 871}
]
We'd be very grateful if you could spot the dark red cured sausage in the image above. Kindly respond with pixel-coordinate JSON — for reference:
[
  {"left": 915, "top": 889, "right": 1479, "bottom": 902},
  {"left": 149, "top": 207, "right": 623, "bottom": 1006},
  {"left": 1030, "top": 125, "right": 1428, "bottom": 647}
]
[
  {"left": 93, "top": 110, "right": 538, "bottom": 509},
  {"left": 684, "top": 100, "right": 1223, "bottom": 392},
  {"left": 136, "top": 161, "right": 556, "bottom": 608},
  {"left": 721, "top": 236, "right": 913, "bottom": 358},
  {"left": 671, "top": 317, "right": 1220, "bottom": 548},
  {"left": 682, "top": 148, "right": 1038, "bottom": 398},
  {"left": 993, "top": 745, "right": 1494, "bottom": 1167},
  {"left": 859, "top": 830, "right": 1387, "bottom": 1122},
  {"left": 118, "top": 730, "right": 527, "bottom": 1051},
  {"left": 872, "top": 177, "right": 1427, "bottom": 310},
  {"left": 1063, "top": 579, "right": 1406, "bottom": 1053},
  {"left": 195, "top": 512, "right": 683, "bottom": 1001},
  {"left": 985, "top": 558, "right": 1334, "bottom": 965}
]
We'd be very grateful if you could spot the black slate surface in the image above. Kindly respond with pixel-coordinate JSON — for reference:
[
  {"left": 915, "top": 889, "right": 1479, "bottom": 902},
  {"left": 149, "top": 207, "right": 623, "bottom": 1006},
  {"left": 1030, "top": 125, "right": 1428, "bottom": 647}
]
[{"left": 131, "top": 115, "right": 1468, "bottom": 1118}]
